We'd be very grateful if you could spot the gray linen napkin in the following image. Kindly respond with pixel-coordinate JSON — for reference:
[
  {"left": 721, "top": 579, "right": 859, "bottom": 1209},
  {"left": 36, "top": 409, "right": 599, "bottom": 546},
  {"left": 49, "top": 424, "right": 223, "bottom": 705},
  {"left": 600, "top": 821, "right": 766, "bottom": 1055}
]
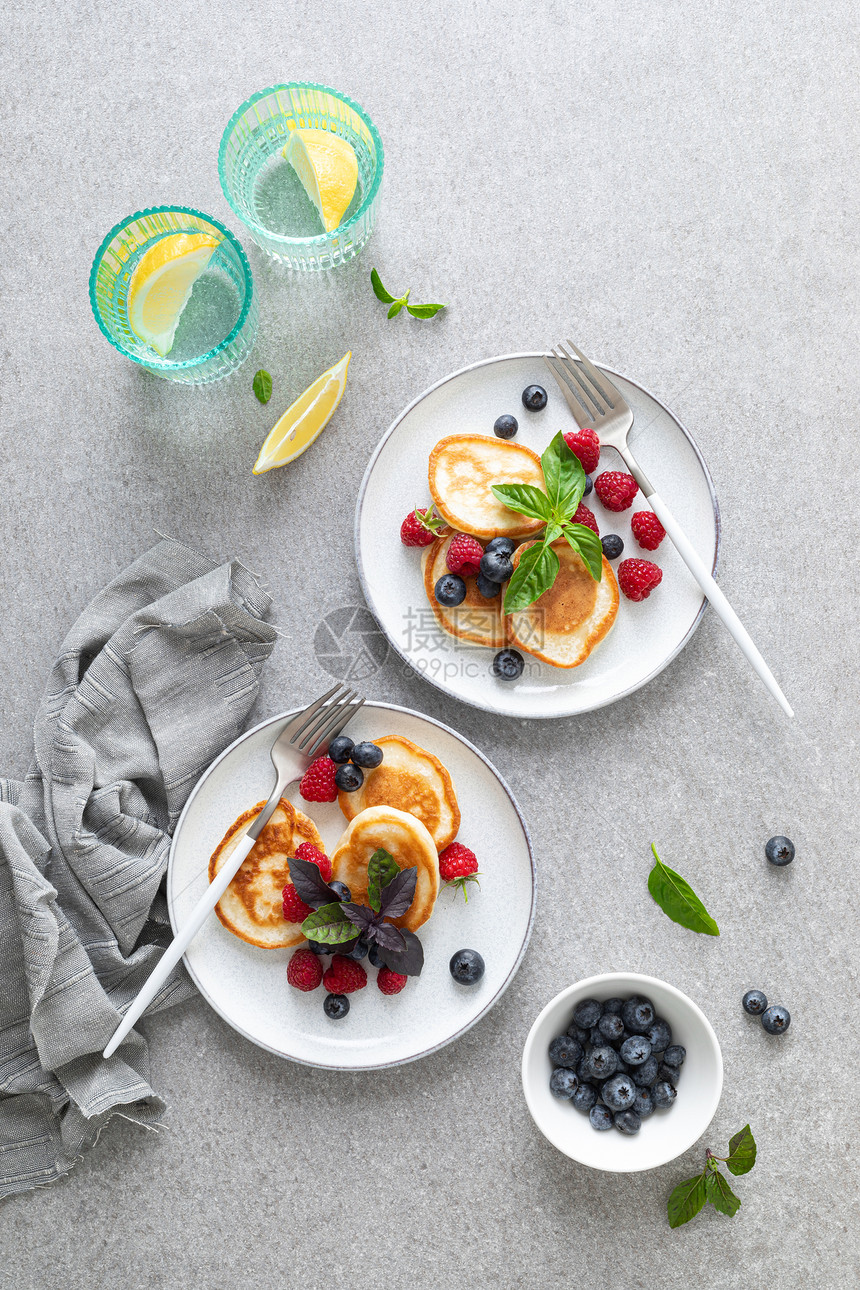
[{"left": 0, "top": 539, "right": 277, "bottom": 1200}]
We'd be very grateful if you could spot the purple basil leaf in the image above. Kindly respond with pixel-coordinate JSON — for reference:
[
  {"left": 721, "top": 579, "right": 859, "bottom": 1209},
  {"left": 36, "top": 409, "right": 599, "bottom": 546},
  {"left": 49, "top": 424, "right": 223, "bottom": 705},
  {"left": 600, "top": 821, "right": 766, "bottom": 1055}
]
[
  {"left": 378, "top": 867, "right": 418, "bottom": 920},
  {"left": 287, "top": 856, "right": 339, "bottom": 908},
  {"left": 341, "top": 903, "right": 377, "bottom": 932},
  {"left": 379, "top": 928, "right": 424, "bottom": 977},
  {"left": 372, "top": 922, "right": 407, "bottom": 953}
]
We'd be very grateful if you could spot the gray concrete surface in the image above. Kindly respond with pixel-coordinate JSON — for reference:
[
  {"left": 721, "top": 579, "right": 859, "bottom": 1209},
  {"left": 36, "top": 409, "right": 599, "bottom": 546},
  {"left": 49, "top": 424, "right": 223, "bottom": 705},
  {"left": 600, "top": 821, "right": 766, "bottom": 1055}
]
[{"left": 1, "top": 1, "right": 858, "bottom": 1286}]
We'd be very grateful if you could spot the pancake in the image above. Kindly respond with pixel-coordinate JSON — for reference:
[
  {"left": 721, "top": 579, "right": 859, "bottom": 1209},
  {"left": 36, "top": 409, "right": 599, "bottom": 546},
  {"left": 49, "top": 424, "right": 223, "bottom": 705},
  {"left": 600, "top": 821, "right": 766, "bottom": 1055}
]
[
  {"left": 505, "top": 540, "right": 619, "bottom": 668},
  {"left": 428, "top": 434, "right": 545, "bottom": 539},
  {"left": 209, "top": 799, "right": 324, "bottom": 948},
  {"left": 337, "top": 734, "right": 460, "bottom": 850},
  {"left": 330, "top": 806, "right": 440, "bottom": 932},
  {"left": 422, "top": 534, "right": 507, "bottom": 649}
]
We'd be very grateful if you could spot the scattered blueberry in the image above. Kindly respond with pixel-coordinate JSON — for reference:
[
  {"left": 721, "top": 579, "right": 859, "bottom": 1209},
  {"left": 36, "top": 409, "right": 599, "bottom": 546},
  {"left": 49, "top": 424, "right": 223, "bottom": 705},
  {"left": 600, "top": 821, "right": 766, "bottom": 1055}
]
[
  {"left": 307, "top": 940, "right": 329, "bottom": 956},
  {"left": 601, "top": 1074, "right": 636, "bottom": 1111},
  {"left": 601, "top": 997, "right": 625, "bottom": 1015},
  {"left": 334, "top": 763, "right": 364, "bottom": 793},
  {"left": 480, "top": 550, "right": 514, "bottom": 583},
  {"left": 476, "top": 572, "right": 501, "bottom": 599},
  {"left": 653, "top": 1080, "right": 677, "bottom": 1108},
  {"left": 549, "top": 1067, "right": 579, "bottom": 1100},
  {"left": 647, "top": 1019, "right": 672, "bottom": 1052},
  {"left": 664, "top": 1044, "right": 686, "bottom": 1068},
  {"left": 634, "top": 1087, "right": 655, "bottom": 1119},
  {"left": 601, "top": 534, "right": 624, "bottom": 560},
  {"left": 351, "top": 741, "right": 384, "bottom": 769},
  {"left": 765, "top": 835, "right": 795, "bottom": 866},
  {"left": 614, "top": 1109, "right": 641, "bottom": 1135},
  {"left": 573, "top": 999, "right": 603, "bottom": 1029},
  {"left": 587, "top": 1046, "right": 618, "bottom": 1080},
  {"left": 327, "top": 734, "right": 354, "bottom": 764},
  {"left": 484, "top": 536, "right": 517, "bottom": 557},
  {"left": 743, "top": 989, "right": 768, "bottom": 1016},
  {"left": 368, "top": 944, "right": 384, "bottom": 968},
  {"left": 761, "top": 1004, "right": 791, "bottom": 1035},
  {"left": 631, "top": 1056, "right": 659, "bottom": 1088},
  {"left": 328, "top": 880, "right": 352, "bottom": 902},
  {"left": 521, "top": 384, "right": 548, "bottom": 411},
  {"left": 589, "top": 1104, "right": 614, "bottom": 1131},
  {"left": 620, "top": 1036, "right": 652, "bottom": 1066},
  {"left": 572, "top": 1082, "right": 598, "bottom": 1113},
  {"left": 549, "top": 1035, "right": 583, "bottom": 1069},
  {"left": 622, "top": 997, "right": 656, "bottom": 1035},
  {"left": 493, "top": 414, "right": 519, "bottom": 439},
  {"left": 344, "top": 938, "right": 369, "bottom": 961},
  {"left": 435, "top": 574, "right": 467, "bottom": 607},
  {"left": 449, "top": 948, "right": 485, "bottom": 985},
  {"left": 598, "top": 1013, "right": 625, "bottom": 1044},
  {"left": 323, "top": 993, "right": 350, "bottom": 1020},
  {"left": 583, "top": 475, "right": 593, "bottom": 496},
  {"left": 492, "top": 648, "right": 524, "bottom": 680}
]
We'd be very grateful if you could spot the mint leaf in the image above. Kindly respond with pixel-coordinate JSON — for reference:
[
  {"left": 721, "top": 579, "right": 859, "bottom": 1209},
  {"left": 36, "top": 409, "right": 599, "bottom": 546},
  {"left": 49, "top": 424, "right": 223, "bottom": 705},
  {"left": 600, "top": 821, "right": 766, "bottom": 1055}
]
[
  {"left": 367, "top": 848, "right": 400, "bottom": 913},
  {"left": 563, "top": 524, "right": 603, "bottom": 581},
  {"left": 252, "top": 369, "right": 272, "bottom": 404},
  {"left": 300, "top": 902, "right": 360, "bottom": 944},
  {"left": 648, "top": 844, "right": 720, "bottom": 936},
  {"left": 491, "top": 483, "right": 554, "bottom": 523},
  {"left": 541, "top": 431, "right": 585, "bottom": 517},
  {"left": 667, "top": 1173, "right": 708, "bottom": 1228},
  {"left": 705, "top": 1169, "right": 741, "bottom": 1216},
  {"left": 387, "top": 298, "right": 407, "bottom": 318},
  {"left": 370, "top": 268, "right": 396, "bottom": 303},
  {"left": 726, "top": 1125, "right": 757, "bottom": 1176},
  {"left": 406, "top": 302, "right": 446, "bottom": 319},
  {"left": 503, "top": 540, "right": 559, "bottom": 613}
]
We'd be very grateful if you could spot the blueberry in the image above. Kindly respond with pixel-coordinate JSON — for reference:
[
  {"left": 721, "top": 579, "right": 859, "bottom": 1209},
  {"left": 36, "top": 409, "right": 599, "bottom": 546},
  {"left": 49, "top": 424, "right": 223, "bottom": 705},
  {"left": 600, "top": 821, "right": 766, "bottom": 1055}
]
[
  {"left": 307, "top": 940, "right": 330, "bottom": 956},
  {"left": 327, "top": 734, "right": 354, "bottom": 764},
  {"left": 480, "top": 550, "right": 514, "bottom": 583},
  {"left": 572, "top": 1082, "right": 598, "bottom": 1113},
  {"left": 549, "top": 1067, "right": 579, "bottom": 1100},
  {"left": 484, "top": 537, "right": 517, "bottom": 557},
  {"left": 613, "top": 1055, "right": 632, "bottom": 1074},
  {"left": 765, "top": 835, "right": 795, "bottom": 866},
  {"left": 576, "top": 1056, "right": 592, "bottom": 1084},
  {"left": 584, "top": 475, "right": 593, "bottom": 497},
  {"left": 323, "top": 993, "right": 350, "bottom": 1020},
  {"left": 588, "top": 1025, "right": 605, "bottom": 1048},
  {"left": 589, "top": 1104, "right": 614, "bottom": 1131},
  {"left": 601, "top": 997, "right": 625, "bottom": 1016},
  {"left": 476, "top": 572, "right": 500, "bottom": 599},
  {"left": 631, "top": 1056, "right": 659, "bottom": 1088},
  {"left": 664, "top": 1044, "right": 686, "bottom": 1068},
  {"left": 620, "top": 1036, "right": 652, "bottom": 1066},
  {"left": 647, "top": 1019, "right": 672, "bottom": 1052},
  {"left": 598, "top": 1013, "right": 625, "bottom": 1044},
  {"left": 522, "top": 384, "right": 548, "bottom": 411},
  {"left": 622, "top": 997, "right": 656, "bottom": 1035},
  {"left": 548, "top": 1035, "right": 583, "bottom": 1069},
  {"left": 493, "top": 414, "right": 519, "bottom": 439},
  {"left": 653, "top": 1080, "right": 677, "bottom": 1108},
  {"left": 587, "top": 1046, "right": 618, "bottom": 1080},
  {"left": 601, "top": 534, "right": 624, "bottom": 560},
  {"left": 761, "top": 1004, "right": 791, "bottom": 1035},
  {"left": 334, "top": 763, "right": 364, "bottom": 792},
  {"left": 435, "top": 574, "right": 467, "bottom": 607},
  {"left": 368, "top": 943, "right": 384, "bottom": 968},
  {"left": 601, "top": 1074, "right": 636, "bottom": 1111},
  {"left": 657, "top": 1063, "right": 681, "bottom": 1084},
  {"left": 567, "top": 1022, "right": 590, "bottom": 1045},
  {"left": 743, "top": 989, "right": 768, "bottom": 1016},
  {"left": 614, "top": 1109, "right": 641, "bottom": 1135},
  {"left": 634, "top": 1087, "right": 655, "bottom": 1119},
  {"left": 328, "top": 880, "right": 352, "bottom": 902},
  {"left": 449, "top": 948, "right": 485, "bottom": 985},
  {"left": 351, "top": 741, "right": 383, "bottom": 769},
  {"left": 345, "top": 938, "right": 369, "bottom": 961},
  {"left": 492, "top": 648, "right": 524, "bottom": 680},
  {"left": 573, "top": 999, "right": 603, "bottom": 1029}
]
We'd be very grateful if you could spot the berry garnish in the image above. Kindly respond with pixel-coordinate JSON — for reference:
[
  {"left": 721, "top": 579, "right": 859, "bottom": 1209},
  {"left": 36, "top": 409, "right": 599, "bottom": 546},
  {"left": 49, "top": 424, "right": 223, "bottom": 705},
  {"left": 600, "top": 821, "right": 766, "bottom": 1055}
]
[
  {"left": 765, "top": 836, "right": 795, "bottom": 866},
  {"left": 476, "top": 572, "right": 500, "bottom": 599},
  {"left": 342, "top": 937, "right": 369, "bottom": 960},
  {"left": 377, "top": 965, "right": 408, "bottom": 995},
  {"left": 479, "top": 550, "right": 513, "bottom": 583},
  {"left": 562, "top": 427, "right": 600, "bottom": 475},
  {"left": 617, "top": 558, "right": 663, "bottom": 602},
  {"left": 328, "top": 880, "right": 352, "bottom": 902},
  {"left": 327, "top": 735, "right": 354, "bottom": 764},
  {"left": 449, "top": 948, "right": 485, "bottom": 984},
  {"left": 286, "top": 948, "right": 323, "bottom": 992},
  {"left": 571, "top": 502, "right": 599, "bottom": 535},
  {"left": 438, "top": 842, "right": 481, "bottom": 901},
  {"left": 294, "top": 841, "right": 332, "bottom": 882},
  {"left": 400, "top": 504, "right": 446, "bottom": 547},
  {"left": 492, "top": 648, "right": 524, "bottom": 680},
  {"left": 350, "top": 741, "right": 383, "bottom": 768},
  {"left": 306, "top": 940, "right": 329, "bottom": 956},
  {"left": 761, "top": 1004, "right": 790, "bottom": 1035},
  {"left": 334, "top": 762, "right": 364, "bottom": 792},
  {"left": 601, "top": 534, "right": 624, "bottom": 560},
  {"left": 484, "top": 536, "right": 516, "bottom": 557},
  {"left": 368, "top": 943, "right": 384, "bottom": 968},
  {"left": 323, "top": 992, "right": 350, "bottom": 1019},
  {"left": 630, "top": 510, "right": 666, "bottom": 551},
  {"left": 446, "top": 533, "right": 484, "bottom": 578},
  {"left": 323, "top": 954, "right": 368, "bottom": 994},
  {"left": 435, "top": 574, "right": 467, "bottom": 607},
  {"left": 594, "top": 471, "right": 639, "bottom": 511},
  {"left": 521, "top": 384, "right": 547, "bottom": 410},
  {"left": 743, "top": 989, "right": 768, "bottom": 1016},
  {"left": 282, "top": 884, "right": 314, "bottom": 924},
  {"left": 583, "top": 475, "right": 593, "bottom": 496},
  {"left": 493, "top": 414, "right": 518, "bottom": 439},
  {"left": 299, "top": 756, "right": 338, "bottom": 802}
]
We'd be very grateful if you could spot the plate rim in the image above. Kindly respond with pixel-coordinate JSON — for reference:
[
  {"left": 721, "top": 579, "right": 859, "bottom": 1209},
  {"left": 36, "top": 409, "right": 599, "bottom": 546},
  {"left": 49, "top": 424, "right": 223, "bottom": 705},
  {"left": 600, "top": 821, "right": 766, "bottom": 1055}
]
[
  {"left": 167, "top": 699, "right": 536, "bottom": 1070},
  {"left": 354, "top": 351, "right": 722, "bottom": 719}
]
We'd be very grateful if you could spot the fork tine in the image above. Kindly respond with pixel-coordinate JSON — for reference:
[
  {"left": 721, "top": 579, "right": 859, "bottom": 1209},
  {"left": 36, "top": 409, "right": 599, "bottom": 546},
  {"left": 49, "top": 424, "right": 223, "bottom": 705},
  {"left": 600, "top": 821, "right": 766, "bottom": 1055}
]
[
  {"left": 294, "top": 689, "right": 358, "bottom": 752},
  {"left": 305, "top": 696, "right": 366, "bottom": 759},
  {"left": 544, "top": 354, "right": 600, "bottom": 425},
  {"left": 562, "top": 339, "right": 623, "bottom": 407},
  {"left": 280, "top": 683, "right": 344, "bottom": 741},
  {"left": 553, "top": 345, "right": 610, "bottom": 416}
]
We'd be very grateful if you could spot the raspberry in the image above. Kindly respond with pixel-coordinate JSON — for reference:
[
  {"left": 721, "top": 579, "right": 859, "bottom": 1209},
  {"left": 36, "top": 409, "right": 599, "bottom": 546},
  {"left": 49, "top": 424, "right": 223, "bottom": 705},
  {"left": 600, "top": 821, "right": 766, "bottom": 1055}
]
[
  {"left": 438, "top": 842, "right": 481, "bottom": 901},
  {"left": 594, "top": 471, "right": 639, "bottom": 512},
  {"left": 294, "top": 841, "right": 332, "bottom": 882},
  {"left": 287, "top": 948, "right": 323, "bottom": 992},
  {"left": 563, "top": 427, "right": 601, "bottom": 475},
  {"left": 617, "top": 558, "right": 663, "bottom": 602},
  {"left": 323, "top": 954, "right": 368, "bottom": 994},
  {"left": 282, "top": 884, "right": 314, "bottom": 924},
  {"left": 571, "top": 502, "right": 599, "bottom": 535},
  {"left": 400, "top": 505, "right": 446, "bottom": 547},
  {"left": 630, "top": 511, "right": 665, "bottom": 551},
  {"left": 299, "top": 756, "right": 338, "bottom": 802},
  {"left": 377, "top": 966, "right": 408, "bottom": 995},
  {"left": 446, "top": 533, "right": 484, "bottom": 578}
]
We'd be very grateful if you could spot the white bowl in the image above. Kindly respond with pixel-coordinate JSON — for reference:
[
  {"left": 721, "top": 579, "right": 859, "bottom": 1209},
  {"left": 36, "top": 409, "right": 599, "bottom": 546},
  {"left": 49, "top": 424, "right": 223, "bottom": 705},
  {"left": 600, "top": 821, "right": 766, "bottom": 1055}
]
[{"left": 521, "top": 972, "right": 723, "bottom": 1172}]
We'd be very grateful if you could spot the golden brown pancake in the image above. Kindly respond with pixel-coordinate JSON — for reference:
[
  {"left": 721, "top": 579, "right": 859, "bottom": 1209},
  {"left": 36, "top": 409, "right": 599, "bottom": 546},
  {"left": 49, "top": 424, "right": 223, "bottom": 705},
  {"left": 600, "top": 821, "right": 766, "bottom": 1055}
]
[
  {"left": 428, "top": 434, "right": 545, "bottom": 539},
  {"left": 421, "top": 534, "right": 507, "bottom": 650},
  {"left": 331, "top": 806, "right": 440, "bottom": 932},
  {"left": 209, "top": 799, "right": 324, "bottom": 948},
  {"left": 505, "top": 540, "right": 619, "bottom": 668},
  {"left": 337, "top": 735, "right": 460, "bottom": 850}
]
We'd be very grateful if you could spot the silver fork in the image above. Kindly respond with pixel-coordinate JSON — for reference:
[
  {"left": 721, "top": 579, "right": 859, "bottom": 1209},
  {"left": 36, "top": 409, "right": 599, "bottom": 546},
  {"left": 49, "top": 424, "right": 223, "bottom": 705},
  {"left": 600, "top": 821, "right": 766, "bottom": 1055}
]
[
  {"left": 545, "top": 340, "right": 793, "bottom": 718},
  {"left": 103, "top": 683, "right": 364, "bottom": 1058}
]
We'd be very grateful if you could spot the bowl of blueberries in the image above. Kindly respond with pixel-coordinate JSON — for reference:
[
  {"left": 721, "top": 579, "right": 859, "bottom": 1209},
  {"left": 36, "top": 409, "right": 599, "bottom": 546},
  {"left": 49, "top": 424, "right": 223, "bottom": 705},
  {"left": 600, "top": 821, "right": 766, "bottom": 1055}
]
[{"left": 521, "top": 972, "right": 723, "bottom": 1172}]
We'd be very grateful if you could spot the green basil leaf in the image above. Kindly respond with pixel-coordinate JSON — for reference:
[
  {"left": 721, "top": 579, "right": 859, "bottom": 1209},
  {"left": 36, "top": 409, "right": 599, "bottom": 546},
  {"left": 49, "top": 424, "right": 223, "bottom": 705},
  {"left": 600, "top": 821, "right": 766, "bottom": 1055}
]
[
  {"left": 647, "top": 844, "right": 720, "bottom": 936},
  {"left": 371, "top": 268, "right": 396, "bottom": 303},
  {"left": 562, "top": 524, "right": 603, "bottom": 581},
  {"left": 252, "top": 369, "right": 272, "bottom": 404},
  {"left": 667, "top": 1173, "right": 708, "bottom": 1228},
  {"left": 544, "top": 521, "right": 563, "bottom": 544},
  {"left": 300, "top": 902, "right": 360, "bottom": 944},
  {"left": 406, "top": 302, "right": 447, "bottom": 319},
  {"left": 491, "top": 483, "right": 554, "bottom": 522},
  {"left": 705, "top": 1169, "right": 741, "bottom": 1216},
  {"left": 541, "top": 431, "right": 586, "bottom": 518},
  {"left": 726, "top": 1125, "right": 757, "bottom": 1176},
  {"left": 503, "top": 541, "right": 559, "bottom": 613},
  {"left": 367, "top": 847, "right": 400, "bottom": 913}
]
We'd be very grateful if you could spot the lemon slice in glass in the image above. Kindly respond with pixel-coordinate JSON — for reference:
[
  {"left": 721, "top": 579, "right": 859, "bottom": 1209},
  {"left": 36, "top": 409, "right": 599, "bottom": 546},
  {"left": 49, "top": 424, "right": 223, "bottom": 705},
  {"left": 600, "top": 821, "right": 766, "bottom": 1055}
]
[
  {"left": 283, "top": 129, "right": 359, "bottom": 233},
  {"left": 127, "top": 232, "right": 220, "bottom": 356},
  {"left": 253, "top": 352, "right": 351, "bottom": 474}
]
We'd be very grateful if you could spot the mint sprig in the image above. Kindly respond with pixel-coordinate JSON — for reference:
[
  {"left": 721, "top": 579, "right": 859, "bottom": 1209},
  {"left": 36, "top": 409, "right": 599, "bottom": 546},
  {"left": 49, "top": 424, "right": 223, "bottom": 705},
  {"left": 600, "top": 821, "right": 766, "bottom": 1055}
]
[
  {"left": 648, "top": 843, "right": 720, "bottom": 936},
  {"left": 492, "top": 432, "right": 602, "bottom": 613},
  {"left": 668, "top": 1126, "right": 756, "bottom": 1227},
  {"left": 252, "top": 369, "right": 272, "bottom": 404},
  {"left": 371, "top": 268, "right": 446, "bottom": 320}
]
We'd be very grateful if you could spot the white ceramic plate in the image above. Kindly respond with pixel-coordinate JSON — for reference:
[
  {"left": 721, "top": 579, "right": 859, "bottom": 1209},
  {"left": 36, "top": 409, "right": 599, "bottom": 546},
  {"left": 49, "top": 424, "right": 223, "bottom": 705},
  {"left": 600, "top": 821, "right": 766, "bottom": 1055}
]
[
  {"left": 167, "top": 702, "right": 534, "bottom": 1069},
  {"left": 356, "top": 353, "right": 720, "bottom": 718}
]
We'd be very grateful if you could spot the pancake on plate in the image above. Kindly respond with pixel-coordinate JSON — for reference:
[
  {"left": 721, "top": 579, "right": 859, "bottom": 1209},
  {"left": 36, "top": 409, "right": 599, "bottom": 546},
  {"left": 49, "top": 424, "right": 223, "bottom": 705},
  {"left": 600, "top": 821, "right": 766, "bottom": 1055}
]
[
  {"left": 331, "top": 805, "right": 440, "bottom": 932},
  {"left": 422, "top": 534, "right": 507, "bottom": 650},
  {"left": 209, "top": 799, "right": 323, "bottom": 948},
  {"left": 505, "top": 540, "right": 619, "bottom": 668},
  {"left": 428, "top": 434, "right": 545, "bottom": 539},
  {"left": 337, "top": 734, "right": 460, "bottom": 850}
]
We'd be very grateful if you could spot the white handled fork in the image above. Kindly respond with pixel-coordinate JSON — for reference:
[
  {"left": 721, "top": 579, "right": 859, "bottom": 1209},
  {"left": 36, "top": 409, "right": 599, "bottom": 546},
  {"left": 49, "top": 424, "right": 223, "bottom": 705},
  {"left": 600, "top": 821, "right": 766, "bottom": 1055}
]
[
  {"left": 545, "top": 341, "right": 793, "bottom": 717},
  {"left": 103, "top": 683, "right": 364, "bottom": 1058}
]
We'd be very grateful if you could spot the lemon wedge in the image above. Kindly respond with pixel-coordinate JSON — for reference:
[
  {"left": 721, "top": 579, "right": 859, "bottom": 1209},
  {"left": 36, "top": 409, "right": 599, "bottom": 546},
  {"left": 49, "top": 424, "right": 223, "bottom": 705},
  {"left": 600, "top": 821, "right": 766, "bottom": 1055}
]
[
  {"left": 253, "top": 352, "right": 351, "bottom": 474},
  {"left": 283, "top": 129, "right": 359, "bottom": 233},
  {"left": 127, "top": 232, "right": 220, "bottom": 356}
]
